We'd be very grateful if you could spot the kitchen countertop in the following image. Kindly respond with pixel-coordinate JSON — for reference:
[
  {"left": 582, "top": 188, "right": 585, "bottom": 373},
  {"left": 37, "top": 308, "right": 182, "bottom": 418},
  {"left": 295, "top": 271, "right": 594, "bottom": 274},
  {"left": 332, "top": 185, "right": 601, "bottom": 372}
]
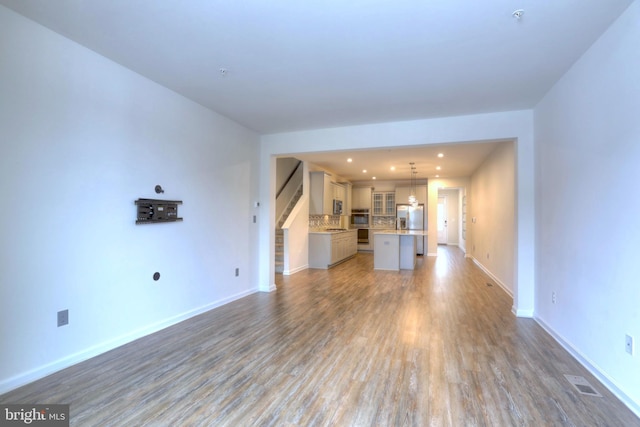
[
  {"left": 373, "top": 230, "right": 428, "bottom": 236},
  {"left": 309, "top": 229, "right": 357, "bottom": 235}
]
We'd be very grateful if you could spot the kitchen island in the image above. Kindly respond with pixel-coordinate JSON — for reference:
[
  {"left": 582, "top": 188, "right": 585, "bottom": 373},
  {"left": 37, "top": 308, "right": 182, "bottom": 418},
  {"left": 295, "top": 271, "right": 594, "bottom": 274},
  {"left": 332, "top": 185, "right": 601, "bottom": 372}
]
[
  {"left": 373, "top": 230, "right": 428, "bottom": 271},
  {"left": 309, "top": 229, "right": 357, "bottom": 269}
]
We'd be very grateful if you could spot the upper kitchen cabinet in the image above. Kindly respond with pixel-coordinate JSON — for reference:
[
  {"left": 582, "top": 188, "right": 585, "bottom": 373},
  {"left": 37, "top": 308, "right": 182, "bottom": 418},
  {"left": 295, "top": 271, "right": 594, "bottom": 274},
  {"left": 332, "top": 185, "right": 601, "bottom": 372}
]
[
  {"left": 372, "top": 191, "right": 395, "bottom": 215},
  {"left": 309, "top": 171, "right": 346, "bottom": 215},
  {"left": 310, "top": 171, "right": 334, "bottom": 215},
  {"left": 332, "top": 182, "right": 346, "bottom": 202},
  {"left": 352, "top": 187, "right": 372, "bottom": 210},
  {"left": 339, "top": 182, "right": 352, "bottom": 216}
]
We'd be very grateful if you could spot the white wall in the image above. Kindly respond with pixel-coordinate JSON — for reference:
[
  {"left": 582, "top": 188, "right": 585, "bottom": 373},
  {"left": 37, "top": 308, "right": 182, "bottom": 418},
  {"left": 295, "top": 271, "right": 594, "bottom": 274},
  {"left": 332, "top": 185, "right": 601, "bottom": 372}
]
[
  {"left": 282, "top": 162, "right": 310, "bottom": 276},
  {"left": 534, "top": 1, "right": 640, "bottom": 414},
  {"left": 260, "top": 111, "right": 535, "bottom": 316},
  {"left": 468, "top": 142, "right": 515, "bottom": 295},
  {"left": 0, "top": 6, "right": 260, "bottom": 392},
  {"left": 282, "top": 196, "right": 310, "bottom": 276}
]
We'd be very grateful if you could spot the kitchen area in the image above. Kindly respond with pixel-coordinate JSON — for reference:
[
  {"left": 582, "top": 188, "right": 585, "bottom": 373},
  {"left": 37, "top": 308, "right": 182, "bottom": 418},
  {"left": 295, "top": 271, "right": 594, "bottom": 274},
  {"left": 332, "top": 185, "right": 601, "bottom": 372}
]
[{"left": 307, "top": 170, "right": 428, "bottom": 271}]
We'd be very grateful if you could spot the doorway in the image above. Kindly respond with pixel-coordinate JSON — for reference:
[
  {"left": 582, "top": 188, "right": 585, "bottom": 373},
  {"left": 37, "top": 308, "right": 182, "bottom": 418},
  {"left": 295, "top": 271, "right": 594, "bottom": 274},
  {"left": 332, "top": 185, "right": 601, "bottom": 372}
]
[{"left": 437, "top": 196, "right": 448, "bottom": 244}]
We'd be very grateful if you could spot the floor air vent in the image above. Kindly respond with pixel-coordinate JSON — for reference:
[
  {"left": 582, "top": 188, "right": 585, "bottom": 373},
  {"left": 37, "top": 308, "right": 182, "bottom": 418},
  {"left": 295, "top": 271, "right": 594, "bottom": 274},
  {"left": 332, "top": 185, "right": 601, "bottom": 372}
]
[{"left": 564, "top": 375, "right": 602, "bottom": 397}]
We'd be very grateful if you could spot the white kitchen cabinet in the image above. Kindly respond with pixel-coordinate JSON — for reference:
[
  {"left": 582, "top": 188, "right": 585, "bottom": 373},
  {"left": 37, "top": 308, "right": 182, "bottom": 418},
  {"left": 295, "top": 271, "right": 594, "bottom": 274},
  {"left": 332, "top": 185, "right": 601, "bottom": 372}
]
[
  {"left": 352, "top": 187, "right": 372, "bottom": 210},
  {"left": 309, "top": 230, "right": 357, "bottom": 269},
  {"left": 309, "top": 171, "right": 334, "bottom": 215},
  {"left": 339, "top": 182, "right": 352, "bottom": 215},
  {"left": 372, "top": 191, "right": 395, "bottom": 215},
  {"left": 332, "top": 182, "right": 346, "bottom": 202},
  {"left": 331, "top": 236, "right": 349, "bottom": 264}
]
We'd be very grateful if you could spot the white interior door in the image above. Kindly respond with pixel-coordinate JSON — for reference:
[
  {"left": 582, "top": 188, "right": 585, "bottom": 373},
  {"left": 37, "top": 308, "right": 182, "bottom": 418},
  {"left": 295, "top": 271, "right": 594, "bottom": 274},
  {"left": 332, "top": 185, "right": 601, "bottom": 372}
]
[{"left": 437, "top": 196, "right": 448, "bottom": 244}]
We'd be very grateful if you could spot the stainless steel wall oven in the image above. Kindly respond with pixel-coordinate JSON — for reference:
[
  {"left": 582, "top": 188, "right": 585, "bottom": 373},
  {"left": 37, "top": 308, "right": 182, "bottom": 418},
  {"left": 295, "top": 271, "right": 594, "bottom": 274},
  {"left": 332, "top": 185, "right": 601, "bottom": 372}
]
[{"left": 350, "top": 209, "right": 370, "bottom": 228}]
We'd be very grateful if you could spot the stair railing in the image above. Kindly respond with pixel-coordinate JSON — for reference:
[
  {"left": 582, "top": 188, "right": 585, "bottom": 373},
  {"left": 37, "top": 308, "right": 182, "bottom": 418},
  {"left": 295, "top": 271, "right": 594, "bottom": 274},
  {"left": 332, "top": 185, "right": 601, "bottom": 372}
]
[{"left": 276, "top": 161, "right": 303, "bottom": 225}]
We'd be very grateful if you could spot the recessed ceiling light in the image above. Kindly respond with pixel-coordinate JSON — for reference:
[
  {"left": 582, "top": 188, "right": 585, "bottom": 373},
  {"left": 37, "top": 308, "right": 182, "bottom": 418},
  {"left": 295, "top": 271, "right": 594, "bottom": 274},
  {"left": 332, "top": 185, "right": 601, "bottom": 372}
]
[
  {"left": 347, "top": 158, "right": 353, "bottom": 163},
  {"left": 437, "top": 153, "right": 444, "bottom": 158},
  {"left": 219, "top": 67, "right": 228, "bottom": 77},
  {"left": 372, "top": 177, "right": 377, "bottom": 180},
  {"left": 512, "top": 9, "right": 524, "bottom": 20},
  {"left": 436, "top": 166, "right": 441, "bottom": 170},
  {"left": 362, "top": 169, "right": 367, "bottom": 173},
  {"left": 390, "top": 166, "right": 396, "bottom": 171},
  {"left": 435, "top": 175, "right": 440, "bottom": 178}
]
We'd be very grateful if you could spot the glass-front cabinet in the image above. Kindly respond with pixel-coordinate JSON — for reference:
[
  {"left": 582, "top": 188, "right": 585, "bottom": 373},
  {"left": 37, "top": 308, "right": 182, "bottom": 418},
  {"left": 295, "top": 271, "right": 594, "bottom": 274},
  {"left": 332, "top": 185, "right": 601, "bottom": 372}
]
[{"left": 372, "top": 191, "right": 395, "bottom": 215}]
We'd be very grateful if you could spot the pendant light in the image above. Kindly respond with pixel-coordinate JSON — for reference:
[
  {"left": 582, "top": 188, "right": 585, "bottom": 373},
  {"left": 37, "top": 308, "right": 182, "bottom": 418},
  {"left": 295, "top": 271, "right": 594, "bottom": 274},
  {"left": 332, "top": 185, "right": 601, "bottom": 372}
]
[
  {"left": 412, "top": 169, "right": 419, "bottom": 207},
  {"left": 408, "top": 163, "right": 418, "bottom": 206}
]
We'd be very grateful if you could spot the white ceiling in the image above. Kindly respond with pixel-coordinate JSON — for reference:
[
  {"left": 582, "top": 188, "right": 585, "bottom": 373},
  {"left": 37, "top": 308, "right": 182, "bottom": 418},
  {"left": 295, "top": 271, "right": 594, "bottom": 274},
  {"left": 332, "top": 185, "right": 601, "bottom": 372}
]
[
  {"left": 295, "top": 140, "right": 509, "bottom": 182},
  {"left": 1, "top": 0, "right": 632, "bottom": 180}
]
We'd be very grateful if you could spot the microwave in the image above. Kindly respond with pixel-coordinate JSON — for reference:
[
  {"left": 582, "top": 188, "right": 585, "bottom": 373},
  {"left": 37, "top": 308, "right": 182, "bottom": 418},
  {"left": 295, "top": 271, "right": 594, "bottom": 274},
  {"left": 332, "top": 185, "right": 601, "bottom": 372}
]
[{"left": 332, "top": 199, "right": 343, "bottom": 215}]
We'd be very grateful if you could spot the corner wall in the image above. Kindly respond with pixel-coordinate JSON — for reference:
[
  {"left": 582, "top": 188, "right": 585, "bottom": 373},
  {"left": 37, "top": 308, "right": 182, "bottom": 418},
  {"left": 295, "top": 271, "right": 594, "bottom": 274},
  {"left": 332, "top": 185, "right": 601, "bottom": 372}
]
[
  {"left": 0, "top": 6, "right": 260, "bottom": 392},
  {"left": 534, "top": 1, "right": 640, "bottom": 413}
]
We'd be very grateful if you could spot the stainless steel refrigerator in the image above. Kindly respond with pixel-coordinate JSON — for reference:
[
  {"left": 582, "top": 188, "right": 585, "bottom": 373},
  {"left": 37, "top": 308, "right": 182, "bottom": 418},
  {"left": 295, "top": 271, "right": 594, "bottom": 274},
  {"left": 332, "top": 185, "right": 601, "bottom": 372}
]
[{"left": 396, "top": 204, "right": 425, "bottom": 255}]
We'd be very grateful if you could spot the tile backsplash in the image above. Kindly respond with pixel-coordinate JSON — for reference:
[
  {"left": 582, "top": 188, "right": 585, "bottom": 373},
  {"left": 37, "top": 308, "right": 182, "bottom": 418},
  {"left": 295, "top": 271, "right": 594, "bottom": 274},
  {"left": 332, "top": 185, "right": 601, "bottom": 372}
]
[
  {"left": 308, "top": 215, "right": 396, "bottom": 230},
  {"left": 309, "top": 214, "right": 340, "bottom": 230},
  {"left": 372, "top": 216, "right": 396, "bottom": 228}
]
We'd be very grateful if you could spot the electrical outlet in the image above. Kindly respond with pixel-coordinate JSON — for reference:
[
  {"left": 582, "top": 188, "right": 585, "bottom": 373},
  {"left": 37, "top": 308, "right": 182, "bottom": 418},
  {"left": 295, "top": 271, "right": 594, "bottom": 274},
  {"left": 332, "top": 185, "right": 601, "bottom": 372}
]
[
  {"left": 552, "top": 292, "right": 556, "bottom": 304},
  {"left": 626, "top": 335, "right": 634, "bottom": 355},
  {"left": 235, "top": 268, "right": 239, "bottom": 277},
  {"left": 57, "top": 310, "right": 69, "bottom": 327}
]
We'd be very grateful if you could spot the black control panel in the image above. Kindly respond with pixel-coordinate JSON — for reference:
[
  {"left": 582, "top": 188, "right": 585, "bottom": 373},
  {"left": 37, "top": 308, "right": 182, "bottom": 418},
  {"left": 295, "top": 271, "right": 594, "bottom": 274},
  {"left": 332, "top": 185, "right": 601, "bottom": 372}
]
[{"left": 135, "top": 199, "right": 183, "bottom": 224}]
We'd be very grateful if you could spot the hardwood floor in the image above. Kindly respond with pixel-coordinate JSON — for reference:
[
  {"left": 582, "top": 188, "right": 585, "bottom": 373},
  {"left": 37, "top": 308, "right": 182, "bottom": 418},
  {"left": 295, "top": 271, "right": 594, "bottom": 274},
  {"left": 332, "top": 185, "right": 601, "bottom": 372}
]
[{"left": 2, "top": 246, "right": 638, "bottom": 426}]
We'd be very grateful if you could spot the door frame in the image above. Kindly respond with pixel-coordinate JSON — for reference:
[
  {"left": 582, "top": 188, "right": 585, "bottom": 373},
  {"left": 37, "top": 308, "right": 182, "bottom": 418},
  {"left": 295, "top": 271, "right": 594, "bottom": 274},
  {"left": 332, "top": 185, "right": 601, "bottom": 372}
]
[{"left": 437, "top": 195, "right": 448, "bottom": 244}]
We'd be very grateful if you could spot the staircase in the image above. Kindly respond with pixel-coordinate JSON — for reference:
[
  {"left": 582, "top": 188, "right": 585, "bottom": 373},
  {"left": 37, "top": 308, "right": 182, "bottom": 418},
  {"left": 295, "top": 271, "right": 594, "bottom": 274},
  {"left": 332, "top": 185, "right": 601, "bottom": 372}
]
[{"left": 275, "top": 185, "right": 303, "bottom": 273}]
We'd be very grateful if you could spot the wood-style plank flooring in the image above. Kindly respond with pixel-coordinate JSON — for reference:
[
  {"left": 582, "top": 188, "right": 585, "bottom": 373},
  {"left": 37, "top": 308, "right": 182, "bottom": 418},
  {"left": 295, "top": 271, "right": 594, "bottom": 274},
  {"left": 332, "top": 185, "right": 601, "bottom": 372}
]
[{"left": 2, "top": 246, "right": 639, "bottom": 426}]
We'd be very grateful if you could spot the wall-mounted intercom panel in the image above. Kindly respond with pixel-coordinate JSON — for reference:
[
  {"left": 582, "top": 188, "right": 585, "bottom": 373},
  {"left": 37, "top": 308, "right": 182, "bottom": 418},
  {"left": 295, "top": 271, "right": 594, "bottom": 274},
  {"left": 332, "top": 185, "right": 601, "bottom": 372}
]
[{"left": 135, "top": 198, "right": 183, "bottom": 224}]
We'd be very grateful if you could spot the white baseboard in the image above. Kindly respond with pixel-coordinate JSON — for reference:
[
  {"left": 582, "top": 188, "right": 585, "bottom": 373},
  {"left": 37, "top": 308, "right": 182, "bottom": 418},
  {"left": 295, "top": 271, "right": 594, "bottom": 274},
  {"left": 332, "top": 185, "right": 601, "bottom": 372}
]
[
  {"left": 512, "top": 307, "right": 534, "bottom": 318},
  {"left": 0, "top": 288, "right": 258, "bottom": 395},
  {"left": 427, "top": 252, "right": 438, "bottom": 257},
  {"left": 283, "top": 264, "right": 308, "bottom": 276},
  {"left": 260, "top": 283, "right": 277, "bottom": 292},
  {"left": 535, "top": 317, "right": 640, "bottom": 419},
  {"left": 471, "top": 257, "right": 513, "bottom": 298}
]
